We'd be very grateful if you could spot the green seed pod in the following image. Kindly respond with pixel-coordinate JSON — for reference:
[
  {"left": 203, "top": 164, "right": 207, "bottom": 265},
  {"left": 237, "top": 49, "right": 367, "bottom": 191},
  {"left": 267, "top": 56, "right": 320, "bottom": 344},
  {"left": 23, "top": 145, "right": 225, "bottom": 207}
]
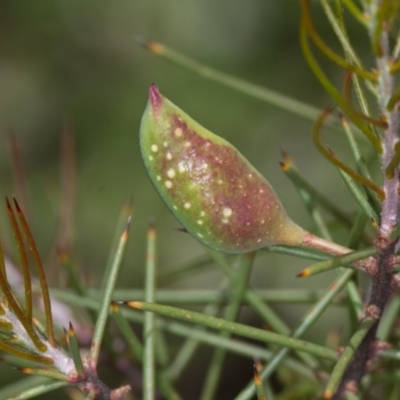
[{"left": 140, "top": 84, "right": 305, "bottom": 253}]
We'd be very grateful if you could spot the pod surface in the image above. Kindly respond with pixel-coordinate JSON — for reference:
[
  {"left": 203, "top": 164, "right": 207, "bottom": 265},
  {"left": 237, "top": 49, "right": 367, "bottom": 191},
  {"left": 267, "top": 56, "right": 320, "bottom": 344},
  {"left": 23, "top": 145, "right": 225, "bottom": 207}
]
[{"left": 140, "top": 84, "right": 305, "bottom": 253}]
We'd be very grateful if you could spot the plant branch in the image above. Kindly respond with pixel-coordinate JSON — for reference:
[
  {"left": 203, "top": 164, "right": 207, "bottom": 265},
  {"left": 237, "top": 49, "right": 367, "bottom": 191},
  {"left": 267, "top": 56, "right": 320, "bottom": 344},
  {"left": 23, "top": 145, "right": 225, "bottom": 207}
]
[
  {"left": 331, "top": 5, "right": 400, "bottom": 396},
  {"left": 331, "top": 241, "right": 397, "bottom": 399},
  {"left": 377, "top": 53, "right": 400, "bottom": 237}
]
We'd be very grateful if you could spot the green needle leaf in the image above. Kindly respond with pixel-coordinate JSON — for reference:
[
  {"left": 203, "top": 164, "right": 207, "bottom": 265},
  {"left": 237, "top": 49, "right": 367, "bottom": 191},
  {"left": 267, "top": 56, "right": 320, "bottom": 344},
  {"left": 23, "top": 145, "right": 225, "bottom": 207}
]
[
  {"left": 137, "top": 37, "right": 321, "bottom": 122},
  {"left": 324, "top": 317, "right": 376, "bottom": 398},
  {"left": 66, "top": 323, "right": 84, "bottom": 377},
  {"left": 143, "top": 220, "right": 157, "bottom": 400},
  {"left": 89, "top": 216, "right": 131, "bottom": 366},
  {"left": 5, "top": 380, "right": 67, "bottom": 400},
  {"left": 123, "top": 301, "right": 337, "bottom": 360},
  {"left": 297, "top": 247, "right": 378, "bottom": 278}
]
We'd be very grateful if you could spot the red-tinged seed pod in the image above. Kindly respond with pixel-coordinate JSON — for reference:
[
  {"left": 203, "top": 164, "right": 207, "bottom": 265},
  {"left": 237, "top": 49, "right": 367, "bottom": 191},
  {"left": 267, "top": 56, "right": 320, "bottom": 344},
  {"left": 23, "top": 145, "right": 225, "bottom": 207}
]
[{"left": 140, "top": 84, "right": 305, "bottom": 254}]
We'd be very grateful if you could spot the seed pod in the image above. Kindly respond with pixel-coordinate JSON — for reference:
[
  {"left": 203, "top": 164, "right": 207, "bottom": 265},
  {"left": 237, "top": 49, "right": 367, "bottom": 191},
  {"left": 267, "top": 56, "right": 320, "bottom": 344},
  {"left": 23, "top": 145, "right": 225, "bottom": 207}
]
[{"left": 140, "top": 84, "right": 305, "bottom": 253}]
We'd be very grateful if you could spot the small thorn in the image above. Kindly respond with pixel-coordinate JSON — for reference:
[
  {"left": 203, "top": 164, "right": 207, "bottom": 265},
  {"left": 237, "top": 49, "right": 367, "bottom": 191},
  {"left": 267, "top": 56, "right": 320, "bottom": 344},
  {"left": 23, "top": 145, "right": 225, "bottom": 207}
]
[
  {"left": 126, "top": 215, "right": 132, "bottom": 227},
  {"left": 146, "top": 41, "right": 164, "bottom": 54},
  {"left": 253, "top": 358, "right": 263, "bottom": 372},
  {"left": 123, "top": 301, "right": 142, "bottom": 309},
  {"left": 18, "top": 367, "right": 34, "bottom": 375},
  {"left": 68, "top": 322, "right": 75, "bottom": 335},
  {"left": 175, "top": 227, "right": 188, "bottom": 233},
  {"left": 121, "top": 216, "right": 132, "bottom": 242},
  {"left": 280, "top": 148, "right": 292, "bottom": 169},
  {"left": 279, "top": 160, "right": 289, "bottom": 172},
  {"left": 323, "top": 390, "right": 332, "bottom": 400},
  {"left": 111, "top": 301, "right": 119, "bottom": 312},
  {"left": 296, "top": 269, "right": 311, "bottom": 278},
  {"left": 13, "top": 197, "right": 23, "bottom": 213},
  {"left": 253, "top": 364, "right": 262, "bottom": 384}
]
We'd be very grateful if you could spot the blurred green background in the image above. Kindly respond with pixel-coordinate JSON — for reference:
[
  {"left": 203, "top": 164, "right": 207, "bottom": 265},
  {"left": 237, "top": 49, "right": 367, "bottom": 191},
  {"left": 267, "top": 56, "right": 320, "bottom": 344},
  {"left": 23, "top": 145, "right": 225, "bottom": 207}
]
[{"left": 0, "top": 1, "right": 372, "bottom": 398}]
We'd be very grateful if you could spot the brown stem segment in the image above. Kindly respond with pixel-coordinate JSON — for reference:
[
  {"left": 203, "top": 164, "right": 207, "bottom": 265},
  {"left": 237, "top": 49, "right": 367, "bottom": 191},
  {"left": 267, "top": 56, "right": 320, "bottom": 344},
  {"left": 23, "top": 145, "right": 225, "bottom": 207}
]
[{"left": 332, "top": 239, "right": 397, "bottom": 399}]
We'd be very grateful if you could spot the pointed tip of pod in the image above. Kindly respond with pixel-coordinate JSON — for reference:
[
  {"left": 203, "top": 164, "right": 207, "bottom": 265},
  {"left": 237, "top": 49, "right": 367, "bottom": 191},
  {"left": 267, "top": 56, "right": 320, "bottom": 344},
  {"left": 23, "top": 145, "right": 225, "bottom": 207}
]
[{"left": 149, "top": 83, "right": 162, "bottom": 112}]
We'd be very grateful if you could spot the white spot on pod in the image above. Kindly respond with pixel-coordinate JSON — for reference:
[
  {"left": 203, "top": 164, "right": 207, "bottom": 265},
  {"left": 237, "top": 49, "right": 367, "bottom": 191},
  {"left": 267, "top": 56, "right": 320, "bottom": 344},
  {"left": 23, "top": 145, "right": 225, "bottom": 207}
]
[
  {"left": 167, "top": 168, "right": 176, "bottom": 179},
  {"left": 165, "top": 180, "right": 173, "bottom": 189},
  {"left": 151, "top": 144, "right": 158, "bottom": 153},
  {"left": 248, "top": 173, "right": 253, "bottom": 178},
  {"left": 222, "top": 208, "right": 233, "bottom": 217},
  {"left": 200, "top": 211, "right": 205, "bottom": 217},
  {"left": 222, "top": 219, "right": 228, "bottom": 224},
  {"left": 163, "top": 141, "right": 168, "bottom": 147},
  {"left": 173, "top": 205, "right": 177, "bottom": 210},
  {"left": 257, "top": 238, "right": 262, "bottom": 243},
  {"left": 148, "top": 155, "right": 154, "bottom": 161},
  {"left": 178, "top": 162, "right": 186, "bottom": 173},
  {"left": 261, "top": 219, "right": 265, "bottom": 225},
  {"left": 166, "top": 152, "right": 172, "bottom": 160},
  {"left": 184, "top": 202, "right": 191, "bottom": 209},
  {"left": 184, "top": 142, "right": 192, "bottom": 147},
  {"left": 156, "top": 175, "right": 161, "bottom": 181},
  {"left": 197, "top": 220, "right": 204, "bottom": 225},
  {"left": 175, "top": 128, "right": 183, "bottom": 137}
]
